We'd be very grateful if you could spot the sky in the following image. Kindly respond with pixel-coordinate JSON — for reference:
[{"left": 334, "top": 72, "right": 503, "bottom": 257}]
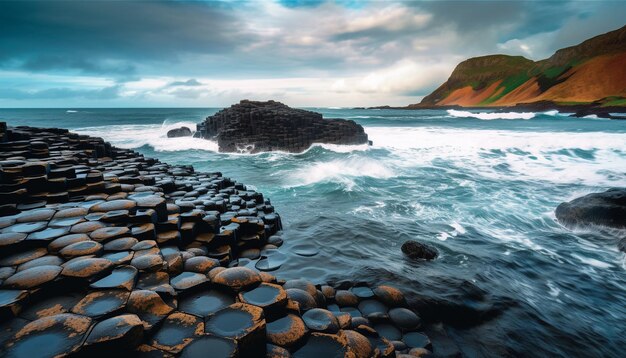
[{"left": 1, "top": 0, "right": 625, "bottom": 108}]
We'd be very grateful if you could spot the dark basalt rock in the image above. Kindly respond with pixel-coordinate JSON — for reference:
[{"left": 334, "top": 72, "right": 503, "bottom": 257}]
[
  {"left": 266, "top": 314, "right": 308, "bottom": 348},
  {"left": 212, "top": 267, "right": 263, "bottom": 292},
  {"left": 150, "top": 312, "right": 203, "bottom": 354},
  {"left": 3, "top": 313, "right": 92, "bottom": 357},
  {"left": 83, "top": 314, "right": 144, "bottom": 352},
  {"left": 205, "top": 303, "right": 266, "bottom": 357},
  {"left": 71, "top": 289, "right": 130, "bottom": 318},
  {"left": 167, "top": 126, "right": 192, "bottom": 138},
  {"left": 196, "top": 100, "right": 369, "bottom": 153},
  {"left": 401, "top": 240, "right": 438, "bottom": 260},
  {"left": 180, "top": 335, "right": 238, "bottom": 358},
  {"left": 3, "top": 265, "right": 62, "bottom": 290},
  {"left": 239, "top": 282, "right": 288, "bottom": 311},
  {"left": 179, "top": 288, "right": 235, "bottom": 318},
  {"left": 302, "top": 308, "right": 340, "bottom": 333},
  {"left": 555, "top": 188, "right": 626, "bottom": 229},
  {"left": 293, "top": 332, "right": 350, "bottom": 358}
]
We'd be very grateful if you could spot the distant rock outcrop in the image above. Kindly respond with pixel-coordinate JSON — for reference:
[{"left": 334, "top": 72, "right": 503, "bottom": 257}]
[
  {"left": 196, "top": 100, "right": 369, "bottom": 153},
  {"left": 166, "top": 126, "right": 192, "bottom": 138},
  {"left": 413, "top": 25, "right": 626, "bottom": 109}
]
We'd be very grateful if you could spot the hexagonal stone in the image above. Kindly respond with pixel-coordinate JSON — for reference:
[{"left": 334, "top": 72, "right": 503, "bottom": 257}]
[
  {"left": 131, "top": 239, "right": 157, "bottom": 251},
  {"left": 71, "top": 289, "right": 130, "bottom": 318},
  {"left": 335, "top": 290, "right": 359, "bottom": 307},
  {"left": 402, "top": 332, "right": 431, "bottom": 349},
  {"left": 2, "top": 221, "right": 47, "bottom": 234},
  {"left": 0, "top": 248, "right": 47, "bottom": 266},
  {"left": 70, "top": 220, "right": 106, "bottom": 234},
  {"left": 83, "top": 314, "right": 143, "bottom": 351},
  {"left": 26, "top": 226, "right": 71, "bottom": 242},
  {"left": 373, "top": 322, "right": 402, "bottom": 341},
  {"left": 90, "top": 265, "right": 138, "bottom": 291},
  {"left": 285, "top": 288, "right": 317, "bottom": 312},
  {"left": 0, "top": 232, "right": 26, "bottom": 249},
  {"left": 239, "top": 283, "right": 287, "bottom": 311},
  {"left": 321, "top": 285, "right": 335, "bottom": 300},
  {"left": 0, "top": 289, "right": 28, "bottom": 317},
  {"left": 61, "top": 257, "right": 113, "bottom": 280},
  {"left": 212, "top": 267, "right": 262, "bottom": 292},
  {"left": 19, "top": 294, "right": 82, "bottom": 321},
  {"left": 48, "top": 233, "right": 90, "bottom": 253},
  {"left": 183, "top": 256, "right": 220, "bottom": 274},
  {"left": 292, "top": 243, "right": 319, "bottom": 257},
  {"left": 344, "top": 329, "right": 374, "bottom": 357},
  {"left": 180, "top": 335, "right": 238, "bottom": 358},
  {"left": 103, "top": 237, "right": 138, "bottom": 251},
  {"left": 170, "top": 272, "right": 208, "bottom": 291},
  {"left": 90, "top": 226, "right": 131, "bottom": 242},
  {"left": 373, "top": 285, "right": 406, "bottom": 307},
  {"left": 179, "top": 288, "right": 235, "bottom": 318},
  {"left": 90, "top": 199, "right": 136, "bottom": 213},
  {"left": 283, "top": 279, "right": 317, "bottom": 297},
  {"left": 3, "top": 265, "right": 62, "bottom": 290},
  {"left": 351, "top": 286, "right": 375, "bottom": 299},
  {"left": 15, "top": 209, "right": 55, "bottom": 223},
  {"left": 266, "top": 343, "right": 291, "bottom": 357},
  {"left": 358, "top": 299, "right": 388, "bottom": 318},
  {"left": 59, "top": 240, "right": 103, "bottom": 259},
  {"left": 358, "top": 325, "right": 395, "bottom": 358},
  {"left": 102, "top": 250, "right": 134, "bottom": 265},
  {"left": 389, "top": 308, "right": 421, "bottom": 331},
  {"left": 266, "top": 314, "right": 308, "bottom": 348},
  {"left": 53, "top": 207, "right": 88, "bottom": 219},
  {"left": 17, "top": 255, "right": 63, "bottom": 271},
  {"left": 205, "top": 303, "right": 266, "bottom": 356},
  {"left": 130, "top": 254, "right": 164, "bottom": 272},
  {"left": 302, "top": 308, "right": 340, "bottom": 333},
  {"left": 48, "top": 216, "right": 85, "bottom": 228},
  {"left": 126, "top": 290, "right": 175, "bottom": 330},
  {"left": 334, "top": 312, "right": 352, "bottom": 330},
  {"left": 3, "top": 313, "right": 92, "bottom": 357},
  {"left": 136, "top": 271, "right": 173, "bottom": 293},
  {"left": 293, "top": 332, "right": 350, "bottom": 358},
  {"left": 150, "top": 312, "right": 204, "bottom": 354}
]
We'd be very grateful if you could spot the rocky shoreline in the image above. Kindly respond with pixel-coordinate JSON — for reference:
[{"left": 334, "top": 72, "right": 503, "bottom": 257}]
[{"left": 0, "top": 122, "right": 444, "bottom": 357}]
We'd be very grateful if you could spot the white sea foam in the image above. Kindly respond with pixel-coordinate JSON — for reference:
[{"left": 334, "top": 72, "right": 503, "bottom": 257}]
[
  {"left": 66, "top": 110, "right": 78, "bottom": 113},
  {"left": 75, "top": 121, "right": 219, "bottom": 152},
  {"left": 448, "top": 109, "right": 535, "bottom": 120},
  {"left": 283, "top": 156, "right": 395, "bottom": 189},
  {"left": 364, "top": 126, "right": 626, "bottom": 187}
]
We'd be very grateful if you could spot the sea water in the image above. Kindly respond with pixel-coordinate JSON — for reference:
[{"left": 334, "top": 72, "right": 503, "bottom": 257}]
[{"left": 2, "top": 107, "right": 625, "bottom": 356}]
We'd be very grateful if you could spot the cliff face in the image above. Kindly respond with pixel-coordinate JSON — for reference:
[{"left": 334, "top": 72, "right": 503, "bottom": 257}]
[{"left": 414, "top": 25, "right": 626, "bottom": 108}]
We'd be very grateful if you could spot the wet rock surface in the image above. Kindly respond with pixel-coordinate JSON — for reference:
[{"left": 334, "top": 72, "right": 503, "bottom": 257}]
[
  {"left": 196, "top": 100, "right": 370, "bottom": 153},
  {"left": 556, "top": 188, "right": 626, "bottom": 229},
  {"left": 0, "top": 123, "right": 445, "bottom": 357},
  {"left": 167, "top": 126, "right": 193, "bottom": 138},
  {"left": 401, "top": 240, "right": 439, "bottom": 260}
]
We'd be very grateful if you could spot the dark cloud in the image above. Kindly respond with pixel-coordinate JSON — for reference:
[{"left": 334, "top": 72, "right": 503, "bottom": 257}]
[
  {"left": 167, "top": 79, "right": 203, "bottom": 87},
  {"left": 0, "top": 85, "right": 122, "bottom": 100},
  {"left": 0, "top": 1, "right": 249, "bottom": 74}
]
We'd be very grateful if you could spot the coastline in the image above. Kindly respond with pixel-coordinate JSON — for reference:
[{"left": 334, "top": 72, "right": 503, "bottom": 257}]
[
  {"left": 0, "top": 122, "right": 450, "bottom": 357},
  {"left": 359, "top": 101, "right": 626, "bottom": 118}
]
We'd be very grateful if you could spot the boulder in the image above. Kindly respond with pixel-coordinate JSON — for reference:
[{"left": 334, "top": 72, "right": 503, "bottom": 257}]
[
  {"left": 167, "top": 126, "right": 192, "bottom": 138},
  {"left": 401, "top": 240, "right": 438, "bottom": 260},
  {"left": 195, "top": 100, "right": 369, "bottom": 153},
  {"left": 555, "top": 188, "right": 626, "bottom": 229}
]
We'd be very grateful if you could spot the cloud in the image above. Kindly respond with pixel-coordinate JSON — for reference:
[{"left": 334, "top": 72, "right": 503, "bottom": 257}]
[
  {"left": 0, "top": 85, "right": 122, "bottom": 100},
  {"left": 1, "top": 0, "right": 625, "bottom": 107},
  {"left": 166, "top": 79, "right": 203, "bottom": 87}
]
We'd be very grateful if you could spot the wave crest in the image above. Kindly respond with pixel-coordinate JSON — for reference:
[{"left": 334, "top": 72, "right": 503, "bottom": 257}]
[{"left": 448, "top": 109, "right": 535, "bottom": 120}]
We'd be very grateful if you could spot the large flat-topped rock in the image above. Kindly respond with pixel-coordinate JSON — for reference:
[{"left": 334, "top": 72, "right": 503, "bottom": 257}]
[{"left": 196, "top": 100, "right": 370, "bottom": 153}]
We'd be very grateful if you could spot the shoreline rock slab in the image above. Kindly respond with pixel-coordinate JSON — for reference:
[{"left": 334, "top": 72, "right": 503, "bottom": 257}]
[{"left": 0, "top": 122, "right": 439, "bottom": 357}]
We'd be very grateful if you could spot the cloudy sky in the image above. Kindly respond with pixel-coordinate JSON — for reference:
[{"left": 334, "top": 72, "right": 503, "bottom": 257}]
[{"left": 1, "top": 0, "right": 625, "bottom": 107}]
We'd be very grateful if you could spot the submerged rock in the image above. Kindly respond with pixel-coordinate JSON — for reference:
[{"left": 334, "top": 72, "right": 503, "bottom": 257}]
[
  {"left": 401, "top": 240, "right": 438, "bottom": 260},
  {"left": 555, "top": 188, "right": 626, "bottom": 229},
  {"left": 167, "top": 126, "right": 192, "bottom": 138},
  {"left": 196, "top": 100, "right": 369, "bottom": 153}
]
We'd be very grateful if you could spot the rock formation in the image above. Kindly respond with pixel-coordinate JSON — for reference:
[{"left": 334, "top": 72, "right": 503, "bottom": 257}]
[
  {"left": 167, "top": 126, "right": 192, "bottom": 138},
  {"left": 0, "top": 122, "right": 443, "bottom": 357},
  {"left": 401, "top": 240, "right": 438, "bottom": 260},
  {"left": 412, "top": 24, "right": 626, "bottom": 109},
  {"left": 196, "top": 100, "right": 369, "bottom": 153},
  {"left": 556, "top": 188, "right": 626, "bottom": 229}
]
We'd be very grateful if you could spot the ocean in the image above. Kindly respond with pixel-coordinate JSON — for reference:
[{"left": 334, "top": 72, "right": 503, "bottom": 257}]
[{"left": 2, "top": 107, "right": 625, "bottom": 356}]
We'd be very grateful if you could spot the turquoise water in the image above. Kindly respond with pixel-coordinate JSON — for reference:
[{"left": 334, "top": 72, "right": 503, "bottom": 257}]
[{"left": 2, "top": 108, "right": 626, "bottom": 356}]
